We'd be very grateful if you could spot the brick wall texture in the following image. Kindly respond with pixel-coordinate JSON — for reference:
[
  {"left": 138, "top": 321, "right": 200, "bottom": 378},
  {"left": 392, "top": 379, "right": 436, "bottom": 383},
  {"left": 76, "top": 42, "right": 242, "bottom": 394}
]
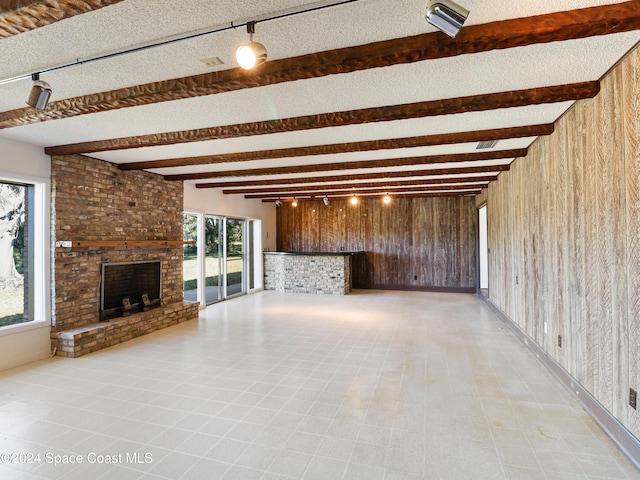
[
  {"left": 50, "top": 154, "right": 198, "bottom": 357},
  {"left": 264, "top": 254, "right": 351, "bottom": 295}
]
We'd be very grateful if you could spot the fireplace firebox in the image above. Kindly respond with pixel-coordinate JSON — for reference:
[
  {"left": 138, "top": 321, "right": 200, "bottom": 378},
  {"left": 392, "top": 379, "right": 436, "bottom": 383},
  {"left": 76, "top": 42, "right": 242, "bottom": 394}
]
[{"left": 101, "top": 260, "right": 161, "bottom": 320}]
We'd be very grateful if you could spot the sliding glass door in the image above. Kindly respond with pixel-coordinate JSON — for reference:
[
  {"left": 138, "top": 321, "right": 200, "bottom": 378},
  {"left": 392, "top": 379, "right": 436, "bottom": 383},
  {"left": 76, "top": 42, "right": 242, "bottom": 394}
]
[
  {"left": 225, "top": 218, "right": 245, "bottom": 298},
  {"left": 205, "top": 215, "right": 224, "bottom": 304},
  {"left": 184, "top": 213, "right": 258, "bottom": 305}
]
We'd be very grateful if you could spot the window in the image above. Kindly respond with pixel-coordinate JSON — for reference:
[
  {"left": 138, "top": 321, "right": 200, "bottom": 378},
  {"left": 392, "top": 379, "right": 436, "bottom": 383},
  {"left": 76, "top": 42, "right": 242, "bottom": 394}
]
[
  {"left": 0, "top": 179, "right": 47, "bottom": 329},
  {"left": 183, "top": 213, "right": 199, "bottom": 303}
]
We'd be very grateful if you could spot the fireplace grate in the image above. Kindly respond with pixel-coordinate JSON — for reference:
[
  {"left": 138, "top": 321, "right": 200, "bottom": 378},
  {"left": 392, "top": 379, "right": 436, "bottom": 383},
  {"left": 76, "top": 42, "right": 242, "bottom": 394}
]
[{"left": 101, "top": 260, "right": 161, "bottom": 320}]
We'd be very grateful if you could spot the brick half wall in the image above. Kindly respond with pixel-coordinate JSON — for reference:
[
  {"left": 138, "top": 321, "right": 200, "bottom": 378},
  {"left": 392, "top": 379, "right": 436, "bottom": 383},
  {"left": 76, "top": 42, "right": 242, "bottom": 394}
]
[{"left": 264, "top": 253, "right": 351, "bottom": 295}]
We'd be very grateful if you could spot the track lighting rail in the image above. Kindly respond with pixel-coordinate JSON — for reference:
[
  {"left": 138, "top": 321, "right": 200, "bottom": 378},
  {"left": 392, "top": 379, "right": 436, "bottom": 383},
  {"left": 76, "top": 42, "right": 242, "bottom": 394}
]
[{"left": 0, "top": 0, "right": 362, "bottom": 86}]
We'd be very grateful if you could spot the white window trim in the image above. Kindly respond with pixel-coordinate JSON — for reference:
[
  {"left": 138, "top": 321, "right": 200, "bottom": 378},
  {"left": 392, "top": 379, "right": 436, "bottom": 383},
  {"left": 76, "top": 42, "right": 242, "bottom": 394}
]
[{"left": 0, "top": 172, "right": 51, "bottom": 337}]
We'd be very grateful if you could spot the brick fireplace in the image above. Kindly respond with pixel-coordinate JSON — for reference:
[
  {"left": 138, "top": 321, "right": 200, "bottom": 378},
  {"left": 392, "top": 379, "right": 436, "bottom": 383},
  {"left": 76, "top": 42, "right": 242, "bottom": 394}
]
[
  {"left": 101, "top": 260, "right": 162, "bottom": 319},
  {"left": 50, "top": 154, "right": 199, "bottom": 357}
]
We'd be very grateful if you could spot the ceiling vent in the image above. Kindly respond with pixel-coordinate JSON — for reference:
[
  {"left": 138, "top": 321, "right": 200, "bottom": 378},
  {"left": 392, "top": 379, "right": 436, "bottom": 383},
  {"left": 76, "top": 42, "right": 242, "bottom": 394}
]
[
  {"left": 476, "top": 140, "right": 499, "bottom": 149},
  {"left": 199, "top": 57, "right": 224, "bottom": 68}
]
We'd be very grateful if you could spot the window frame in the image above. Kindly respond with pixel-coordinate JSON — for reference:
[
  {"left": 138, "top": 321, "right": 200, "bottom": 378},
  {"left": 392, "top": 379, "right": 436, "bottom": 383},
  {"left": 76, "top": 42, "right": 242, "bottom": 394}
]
[{"left": 0, "top": 172, "right": 50, "bottom": 336}]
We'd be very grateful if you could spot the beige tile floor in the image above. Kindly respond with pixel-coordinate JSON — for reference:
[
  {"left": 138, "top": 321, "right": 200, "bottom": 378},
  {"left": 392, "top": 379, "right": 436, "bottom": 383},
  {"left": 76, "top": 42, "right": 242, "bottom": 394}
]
[{"left": 0, "top": 290, "right": 638, "bottom": 479}]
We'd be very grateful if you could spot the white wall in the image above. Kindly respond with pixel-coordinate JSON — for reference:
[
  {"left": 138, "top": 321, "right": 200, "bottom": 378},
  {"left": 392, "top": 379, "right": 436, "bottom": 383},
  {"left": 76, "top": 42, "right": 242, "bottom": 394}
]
[
  {"left": 183, "top": 182, "right": 277, "bottom": 252},
  {"left": 0, "top": 136, "right": 52, "bottom": 372}
]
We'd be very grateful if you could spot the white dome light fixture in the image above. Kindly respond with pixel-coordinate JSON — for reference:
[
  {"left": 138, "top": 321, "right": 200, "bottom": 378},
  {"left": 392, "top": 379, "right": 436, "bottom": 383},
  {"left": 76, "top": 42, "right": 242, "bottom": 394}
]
[{"left": 236, "top": 21, "right": 267, "bottom": 70}]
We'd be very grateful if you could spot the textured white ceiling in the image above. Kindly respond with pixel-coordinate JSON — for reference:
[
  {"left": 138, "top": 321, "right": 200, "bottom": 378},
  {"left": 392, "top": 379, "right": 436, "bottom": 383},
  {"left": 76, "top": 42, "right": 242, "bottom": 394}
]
[{"left": 0, "top": 0, "right": 638, "bottom": 194}]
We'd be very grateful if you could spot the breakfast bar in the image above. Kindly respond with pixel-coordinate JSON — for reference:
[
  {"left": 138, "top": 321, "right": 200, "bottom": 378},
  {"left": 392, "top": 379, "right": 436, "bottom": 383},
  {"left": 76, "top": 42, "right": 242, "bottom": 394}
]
[{"left": 263, "top": 251, "right": 365, "bottom": 295}]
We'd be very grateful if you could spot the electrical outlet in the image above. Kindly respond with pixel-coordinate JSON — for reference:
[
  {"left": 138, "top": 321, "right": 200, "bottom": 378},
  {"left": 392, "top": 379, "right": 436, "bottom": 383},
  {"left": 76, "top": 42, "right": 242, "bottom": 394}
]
[
  {"left": 630, "top": 388, "right": 637, "bottom": 410},
  {"left": 515, "top": 275, "right": 519, "bottom": 285},
  {"left": 414, "top": 275, "right": 417, "bottom": 281},
  {"left": 558, "top": 335, "right": 562, "bottom": 348}
]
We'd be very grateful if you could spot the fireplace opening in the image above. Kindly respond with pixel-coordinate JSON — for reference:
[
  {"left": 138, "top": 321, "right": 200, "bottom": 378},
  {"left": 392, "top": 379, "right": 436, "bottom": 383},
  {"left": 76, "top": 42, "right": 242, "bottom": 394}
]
[{"left": 101, "top": 260, "right": 161, "bottom": 320}]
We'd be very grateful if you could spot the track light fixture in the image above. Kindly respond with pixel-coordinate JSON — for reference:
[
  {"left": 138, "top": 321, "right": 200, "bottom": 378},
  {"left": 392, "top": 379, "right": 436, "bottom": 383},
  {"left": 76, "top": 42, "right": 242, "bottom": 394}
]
[
  {"left": 425, "top": 0, "right": 469, "bottom": 38},
  {"left": 275, "top": 199, "right": 283, "bottom": 207},
  {"left": 383, "top": 193, "right": 392, "bottom": 205},
  {"left": 292, "top": 198, "right": 298, "bottom": 207},
  {"left": 26, "top": 73, "right": 51, "bottom": 110},
  {"left": 236, "top": 21, "right": 267, "bottom": 69},
  {"left": 350, "top": 195, "right": 358, "bottom": 206},
  {"left": 323, "top": 196, "right": 329, "bottom": 206}
]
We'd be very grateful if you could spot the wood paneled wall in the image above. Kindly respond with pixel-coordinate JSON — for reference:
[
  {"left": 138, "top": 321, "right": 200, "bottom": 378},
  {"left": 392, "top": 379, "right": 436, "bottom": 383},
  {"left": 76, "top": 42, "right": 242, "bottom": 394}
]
[
  {"left": 277, "top": 196, "right": 477, "bottom": 290},
  {"left": 484, "top": 44, "right": 640, "bottom": 437}
]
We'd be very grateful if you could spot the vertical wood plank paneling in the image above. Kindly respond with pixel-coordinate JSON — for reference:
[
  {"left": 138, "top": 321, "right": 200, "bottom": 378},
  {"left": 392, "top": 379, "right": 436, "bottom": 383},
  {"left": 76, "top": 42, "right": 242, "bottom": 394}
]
[
  {"left": 411, "top": 198, "right": 428, "bottom": 285},
  {"left": 551, "top": 115, "right": 568, "bottom": 369},
  {"left": 611, "top": 63, "right": 629, "bottom": 423},
  {"left": 623, "top": 46, "right": 640, "bottom": 434},
  {"left": 425, "top": 198, "right": 438, "bottom": 287},
  {"left": 319, "top": 201, "right": 339, "bottom": 251},
  {"left": 595, "top": 69, "right": 615, "bottom": 413},
  {"left": 513, "top": 163, "right": 524, "bottom": 329},
  {"left": 563, "top": 105, "right": 578, "bottom": 377},
  {"left": 345, "top": 199, "right": 365, "bottom": 253},
  {"left": 581, "top": 98, "right": 598, "bottom": 395},
  {"left": 276, "top": 196, "right": 477, "bottom": 290},
  {"left": 567, "top": 102, "right": 590, "bottom": 384},
  {"left": 541, "top": 138, "right": 554, "bottom": 353},
  {"left": 485, "top": 44, "right": 640, "bottom": 439},
  {"left": 533, "top": 143, "right": 546, "bottom": 346},
  {"left": 460, "top": 197, "right": 477, "bottom": 287}
]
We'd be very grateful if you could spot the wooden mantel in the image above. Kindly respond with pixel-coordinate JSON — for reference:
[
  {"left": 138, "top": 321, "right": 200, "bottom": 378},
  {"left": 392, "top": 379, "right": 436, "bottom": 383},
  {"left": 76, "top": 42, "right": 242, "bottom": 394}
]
[{"left": 55, "top": 240, "right": 195, "bottom": 248}]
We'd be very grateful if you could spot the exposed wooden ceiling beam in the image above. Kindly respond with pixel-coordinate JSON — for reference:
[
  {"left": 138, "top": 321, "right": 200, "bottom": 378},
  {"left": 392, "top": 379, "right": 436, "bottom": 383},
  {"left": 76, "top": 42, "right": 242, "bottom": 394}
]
[
  {"left": 266, "top": 190, "right": 483, "bottom": 200},
  {"left": 128, "top": 123, "right": 548, "bottom": 173},
  {"left": 4, "top": 3, "right": 636, "bottom": 129},
  {"left": 49, "top": 83, "right": 592, "bottom": 156},
  {"left": 163, "top": 149, "right": 526, "bottom": 182},
  {"left": 219, "top": 176, "right": 499, "bottom": 194},
  {"left": 0, "top": 0, "right": 124, "bottom": 39},
  {"left": 197, "top": 165, "right": 510, "bottom": 189},
  {"left": 246, "top": 183, "right": 490, "bottom": 199}
]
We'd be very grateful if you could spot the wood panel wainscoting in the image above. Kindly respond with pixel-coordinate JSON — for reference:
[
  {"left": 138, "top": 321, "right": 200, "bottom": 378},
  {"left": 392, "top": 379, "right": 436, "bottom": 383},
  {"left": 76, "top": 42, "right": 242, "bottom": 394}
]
[
  {"left": 276, "top": 196, "right": 477, "bottom": 292},
  {"left": 478, "top": 42, "right": 640, "bottom": 461}
]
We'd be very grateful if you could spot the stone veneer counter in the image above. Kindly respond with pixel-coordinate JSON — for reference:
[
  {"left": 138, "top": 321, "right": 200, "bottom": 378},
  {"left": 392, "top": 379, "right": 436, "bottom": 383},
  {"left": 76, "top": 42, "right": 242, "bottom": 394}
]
[{"left": 264, "top": 252, "right": 364, "bottom": 295}]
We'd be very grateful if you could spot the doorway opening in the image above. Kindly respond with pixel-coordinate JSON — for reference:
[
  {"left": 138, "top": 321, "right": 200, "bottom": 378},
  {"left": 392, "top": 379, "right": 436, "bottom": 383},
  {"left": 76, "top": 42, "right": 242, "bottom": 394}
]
[{"left": 478, "top": 204, "right": 489, "bottom": 296}]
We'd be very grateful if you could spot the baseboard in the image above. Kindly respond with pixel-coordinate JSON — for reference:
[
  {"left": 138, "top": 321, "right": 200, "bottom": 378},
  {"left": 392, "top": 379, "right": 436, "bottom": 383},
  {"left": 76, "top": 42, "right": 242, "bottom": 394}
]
[
  {"left": 477, "top": 292, "right": 640, "bottom": 472},
  {"left": 371, "top": 284, "right": 476, "bottom": 294}
]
